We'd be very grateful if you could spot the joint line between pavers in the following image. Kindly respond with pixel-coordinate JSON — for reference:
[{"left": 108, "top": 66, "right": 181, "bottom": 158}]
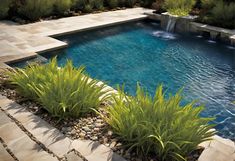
[
  {"left": 0, "top": 135, "right": 19, "bottom": 161},
  {"left": 0, "top": 107, "right": 61, "bottom": 160}
]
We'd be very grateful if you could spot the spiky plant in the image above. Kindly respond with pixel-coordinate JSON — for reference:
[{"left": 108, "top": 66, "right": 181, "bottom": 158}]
[
  {"left": 8, "top": 58, "right": 111, "bottom": 118},
  {"left": 100, "top": 84, "right": 215, "bottom": 160}
]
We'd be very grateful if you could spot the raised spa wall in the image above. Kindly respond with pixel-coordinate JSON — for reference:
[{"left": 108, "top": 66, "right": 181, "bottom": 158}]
[{"left": 147, "top": 12, "right": 235, "bottom": 45}]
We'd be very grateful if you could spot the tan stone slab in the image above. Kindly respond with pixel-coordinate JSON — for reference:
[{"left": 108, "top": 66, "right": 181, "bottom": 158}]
[
  {"left": 72, "top": 140, "right": 126, "bottom": 161},
  {"left": 0, "top": 52, "right": 37, "bottom": 64},
  {"left": 8, "top": 135, "right": 58, "bottom": 161},
  {"left": 0, "top": 8, "right": 153, "bottom": 63},
  {"left": 212, "top": 135, "right": 235, "bottom": 150},
  {"left": 0, "top": 110, "right": 12, "bottom": 127},
  {"left": 210, "top": 139, "right": 235, "bottom": 155},
  {"left": 191, "top": 22, "right": 235, "bottom": 36},
  {"left": 0, "top": 143, "right": 15, "bottom": 161},
  {"left": 0, "top": 122, "right": 28, "bottom": 145},
  {"left": 0, "top": 96, "right": 72, "bottom": 157},
  {"left": 65, "top": 151, "right": 83, "bottom": 161},
  {"left": 198, "top": 147, "right": 234, "bottom": 161}
]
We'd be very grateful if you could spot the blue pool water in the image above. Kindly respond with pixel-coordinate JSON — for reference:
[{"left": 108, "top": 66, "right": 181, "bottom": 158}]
[{"left": 46, "top": 21, "right": 235, "bottom": 139}]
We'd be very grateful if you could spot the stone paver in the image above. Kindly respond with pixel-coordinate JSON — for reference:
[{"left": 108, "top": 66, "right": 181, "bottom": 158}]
[
  {"left": 0, "top": 110, "right": 58, "bottom": 161},
  {"left": 0, "top": 8, "right": 154, "bottom": 64},
  {"left": 0, "top": 95, "right": 126, "bottom": 160},
  {"left": 72, "top": 140, "right": 125, "bottom": 161},
  {"left": 0, "top": 143, "right": 14, "bottom": 161},
  {"left": 65, "top": 151, "right": 84, "bottom": 161},
  {"left": 198, "top": 135, "right": 235, "bottom": 161},
  {"left": 199, "top": 147, "right": 235, "bottom": 161}
]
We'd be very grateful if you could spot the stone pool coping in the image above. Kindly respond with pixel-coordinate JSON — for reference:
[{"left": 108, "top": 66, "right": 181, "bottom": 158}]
[
  {"left": 146, "top": 12, "right": 235, "bottom": 43},
  {"left": 0, "top": 7, "right": 154, "bottom": 64}
]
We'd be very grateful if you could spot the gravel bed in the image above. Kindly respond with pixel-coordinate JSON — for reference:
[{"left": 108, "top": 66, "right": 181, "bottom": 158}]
[{"left": 0, "top": 70, "right": 202, "bottom": 161}]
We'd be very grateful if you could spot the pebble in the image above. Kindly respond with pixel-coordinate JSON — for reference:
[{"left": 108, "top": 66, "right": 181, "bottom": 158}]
[
  {"left": 94, "top": 128, "right": 100, "bottom": 132},
  {"left": 95, "top": 123, "right": 104, "bottom": 128},
  {"left": 79, "top": 132, "right": 86, "bottom": 138},
  {"left": 107, "top": 130, "right": 113, "bottom": 136},
  {"left": 91, "top": 136, "right": 98, "bottom": 141},
  {"left": 82, "top": 126, "right": 91, "bottom": 132}
]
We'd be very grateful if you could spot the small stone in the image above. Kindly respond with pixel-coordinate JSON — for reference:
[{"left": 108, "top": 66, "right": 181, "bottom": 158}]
[
  {"left": 95, "top": 123, "right": 104, "bottom": 128},
  {"left": 96, "top": 119, "right": 103, "bottom": 123},
  {"left": 94, "top": 128, "right": 100, "bottom": 132},
  {"left": 107, "top": 130, "right": 113, "bottom": 136},
  {"left": 103, "top": 137, "right": 108, "bottom": 143},
  {"left": 91, "top": 136, "right": 98, "bottom": 141},
  {"left": 88, "top": 124, "right": 94, "bottom": 128},
  {"left": 82, "top": 126, "right": 91, "bottom": 132},
  {"left": 110, "top": 141, "right": 116, "bottom": 148},
  {"left": 79, "top": 132, "right": 86, "bottom": 138},
  {"left": 116, "top": 143, "right": 122, "bottom": 147},
  {"left": 71, "top": 129, "right": 76, "bottom": 135}
]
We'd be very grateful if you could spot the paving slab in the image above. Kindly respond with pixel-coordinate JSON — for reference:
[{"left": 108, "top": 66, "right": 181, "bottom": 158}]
[
  {"left": 0, "top": 143, "right": 15, "bottom": 161},
  {"left": 72, "top": 140, "right": 126, "bottom": 161},
  {"left": 0, "top": 8, "right": 154, "bottom": 64},
  {"left": 0, "top": 110, "right": 58, "bottom": 161},
  {"left": 65, "top": 151, "right": 84, "bottom": 161},
  {"left": 0, "top": 96, "right": 72, "bottom": 158},
  {"left": 198, "top": 147, "right": 235, "bottom": 161}
]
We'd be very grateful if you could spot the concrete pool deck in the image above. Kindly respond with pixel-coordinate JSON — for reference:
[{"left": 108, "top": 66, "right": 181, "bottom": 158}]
[{"left": 0, "top": 8, "right": 154, "bottom": 64}]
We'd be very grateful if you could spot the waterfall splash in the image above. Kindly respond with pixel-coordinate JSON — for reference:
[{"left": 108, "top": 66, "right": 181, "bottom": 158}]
[{"left": 166, "top": 16, "right": 177, "bottom": 32}]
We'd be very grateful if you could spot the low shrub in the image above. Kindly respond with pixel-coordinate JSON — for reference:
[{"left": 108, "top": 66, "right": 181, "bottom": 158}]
[
  {"left": 74, "top": 0, "right": 94, "bottom": 12},
  {"left": 164, "top": 0, "right": 196, "bottom": 16},
  {"left": 18, "top": 0, "right": 55, "bottom": 20},
  {"left": 54, "top": 0, "right": 72, "bottom": 15},
  {"left": 107, "top": 0, "right": 119, "bottom": 8},
  {"left": 126, "top": 0, "right": 137, "bottom": 7},
  {"left": 140, "top": 0, "right": 155, "bottom": 7},
  {"left": 93, "top": 0, "right": 104, "bottom": 10},
  {"left": 100, "top": 84, "right": 215, "bottom": 160},
  {"left": 8, "top": 58, "right": 111, "bottom": 118},
  {"left": 152, "top": 0, "right": 165, "bottom": 13},
  {"left": 199, "top": 0, "right": 235, "bottom": 29},
  {"left": 83, "top": 3, "right": 94, "bottom": 12},
  {"left": 0, "top": 0, "right": 12, "bottom": 19}
]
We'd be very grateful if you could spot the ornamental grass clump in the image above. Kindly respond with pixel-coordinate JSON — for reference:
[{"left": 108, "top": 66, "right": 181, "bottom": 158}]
[
  {"left": 164, "top": 0, "right": 196, "bottom": 16},
  {"left": 100, "top": 84, "right": 215, "bottom": 160},
  {"left": 8, "top": 58, "right": 111, "bottom": 118}
]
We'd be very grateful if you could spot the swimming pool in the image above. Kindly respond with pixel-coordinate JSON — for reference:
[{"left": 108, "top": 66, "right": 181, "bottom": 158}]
[{"left": 45, "top": 21, "right": 235, "bottom": 140}]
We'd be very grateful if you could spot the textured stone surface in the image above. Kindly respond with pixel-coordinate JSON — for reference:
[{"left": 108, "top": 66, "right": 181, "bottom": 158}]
[
  {"left": 0, "top": 110, "right": 58, "bottom": 161},
  {"left": 0, "top": 8, "right": 153, "bottom": 64},
  {"left": 65, "top": 151, "right": 84, "bottom": 161},
  {"left": 198, "top": 147, "right": 235, "bottom": 161},
  {"left": 0, "top": 143, "right": 15, "bottom": 161},
  {"left": 198, "top": 135, "right": 235, "bottom": 161},
  {"left": 72, "top": 140, "right": 126, "bottom": 161},
  {"left": 191, "top": 22, "right": 235, "bottom": 36}
]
